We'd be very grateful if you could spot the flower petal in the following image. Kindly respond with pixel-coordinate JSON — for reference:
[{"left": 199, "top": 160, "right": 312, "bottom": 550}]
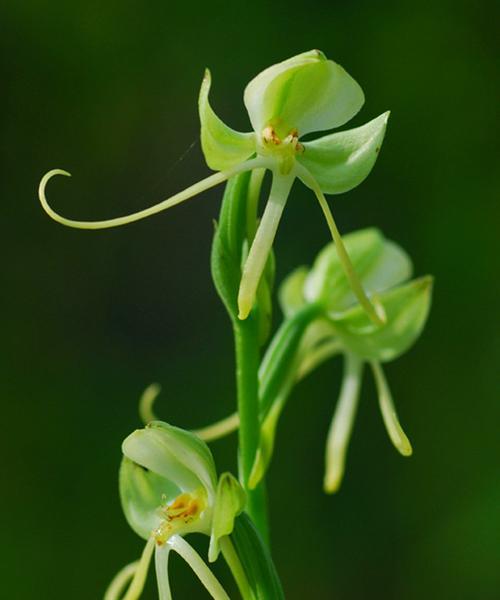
[
  {"left": 123, "top": 422, "right": 217, "bottom": 497},
  {"left": 199, "top": 69, "right": 256, "bottom": 171},
  {"left": 120, "top": 456, "right": 179, "bottom": 539},
  {"left": 304, "top": 227, "right": 413, "bottom": 312},
  {"left": 371, "top": 361, "right": 413, "bottom": 456},
  {"left": 155, "top": 544, "right": 173, "bottom": 600},
  {"left": 168, "top": 536, "right": 231, "bottom": 599},
  {"left": 332, "top": 276, "right": 434, "bottom": 362},
  {"left": 244, "top": 50, "right": 364, "bottom": 137},
  {"left": 324, "top": 354, "right": 364, "bottom": 493},
  {"left": 298, "top": 112, "right": 389, "bottom": 194},
  {"left": 238, "top": 173, "right": 294, "bottom": 320},
  {"left": 278, "top": 266, "right": 308, "bottom": 317}
]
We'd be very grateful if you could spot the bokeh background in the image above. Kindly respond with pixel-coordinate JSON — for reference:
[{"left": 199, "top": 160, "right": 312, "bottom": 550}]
[{"left": 1, "top": 1, "right": 498, "bottom": 598}]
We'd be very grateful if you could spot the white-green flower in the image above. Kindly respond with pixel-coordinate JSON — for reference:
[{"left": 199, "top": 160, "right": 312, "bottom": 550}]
[
  {"left": 279, "top": 228, "right": 433, "bottom": 492},
  {"left": 105, "top": 421, "right": 245, "bottom": 600},
  {"left": 39, "top": 50, "right": 388, "bottom": 324}
]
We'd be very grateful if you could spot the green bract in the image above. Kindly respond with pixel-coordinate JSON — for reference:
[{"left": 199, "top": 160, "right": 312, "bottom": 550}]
[
  {"left": 107, "top": 421, "right": 245, "bottom": 600},
  {"left": 209, "top": 472, "right": 246, "bottom": 562},
  {"left": 40, "top": 50, "right": 389, "bottom": 327}
]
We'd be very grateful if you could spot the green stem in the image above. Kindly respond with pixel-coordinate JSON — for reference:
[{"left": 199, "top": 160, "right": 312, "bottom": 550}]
[{"left": 233, "top": 315, "right": 269, "bottom": 543}]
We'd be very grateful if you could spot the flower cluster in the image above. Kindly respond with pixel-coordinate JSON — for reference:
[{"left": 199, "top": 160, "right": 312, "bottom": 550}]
[{"left": 38, "top": 50, "right": 434, "bottom": 598}]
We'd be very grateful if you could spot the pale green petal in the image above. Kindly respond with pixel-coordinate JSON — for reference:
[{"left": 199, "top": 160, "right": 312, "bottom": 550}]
[
  {"left": 298, "top": 112, "right": 389, "bottom": 194},
  {"left": 119, "top": 457, "right": 179, "bottom": 539},
  {"left": 305, "top": 228, "right": 383, "bottom": 306},
  {"left": 168, "top": 536, "right": 230, "bottom": 600},
  {"left": 238, "top": 173, "right": 294, "bottom": 320},
  {"left": 155, "top": 544, "right": 173, "bottom": 600},
  {"left": 199, "top": 69, "right": 256, "bottom": 171},
  {"left": 244, "top": 50, "right": 364, "bottom": 138},
  {"left": 208, "top": 473, "right": 246, "bottom": 562},
  {"left": 333, "top": 276, "right": 433, "bottom": 362},
  {"left": 324, "top": 354, "right": 364, "bottom": 493},
  {"left": 304, "top": 227, "right": 413, "bottom": 311},
  {"left": 123, "top": 422, "right": 217, "bottom": 497},
  {"left": 359, "top": 239, "right": 413, "bottom": 303},
  {"left": 278, "top": 266, "right": 308, "bottom": 317},
  {"left": 371, "top": 361, "right": 413, "bottom": 456}
]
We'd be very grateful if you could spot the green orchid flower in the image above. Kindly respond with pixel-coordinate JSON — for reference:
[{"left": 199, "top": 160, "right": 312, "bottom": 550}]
[
  {"left": 277, "top": 228, "right": 433, "bottom": 493},
  {"left": 39, "top": 50, "right": 389, "bottom": 324},
  {"left": 105, "top": 421, "right": 245, "bottom": 600}
]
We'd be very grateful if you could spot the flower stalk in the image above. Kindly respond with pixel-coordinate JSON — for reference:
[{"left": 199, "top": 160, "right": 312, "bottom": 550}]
[{"left": 233, "top": 313, "right": 269, "bottom": 542}]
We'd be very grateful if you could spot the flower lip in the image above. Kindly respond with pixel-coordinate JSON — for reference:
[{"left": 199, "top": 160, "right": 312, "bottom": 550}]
[{"left": 154, "top": 488, "right": 209, "bottom": 545}]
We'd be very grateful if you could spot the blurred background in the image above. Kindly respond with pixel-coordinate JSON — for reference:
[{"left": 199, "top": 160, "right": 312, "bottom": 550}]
[{"left": 1, "top": 0, "right": 498, "bottom": 598}]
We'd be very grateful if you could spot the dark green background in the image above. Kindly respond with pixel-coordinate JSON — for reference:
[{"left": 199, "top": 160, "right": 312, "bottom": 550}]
[{"left": 1, "top": 1, "right": 498, "bottom": 598}]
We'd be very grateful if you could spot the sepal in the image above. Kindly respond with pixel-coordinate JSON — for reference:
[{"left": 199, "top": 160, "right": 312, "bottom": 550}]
[
  {"left": 278, "top": 266, "right": 308, "bottom": 317},
  {"left": 123, "top": 421, "right": 217, "bottom": 494},
  {"left": 332, "top": 276, "right": 433, "bottom": 362},
  {"left": 298, "top": 112, "right": 389, "bottom": 194},
  {"left": 244, "top": 50, "right": 364, "bottom": 138},
  {"left": 304, "top": 227, "right": 412, "bottom": 312},
  {"left": 119, "top": 456, "right": 177, "bottom": 540},
  {"left": 199, "top": 69, "right": 255, "bottom": 171}
]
